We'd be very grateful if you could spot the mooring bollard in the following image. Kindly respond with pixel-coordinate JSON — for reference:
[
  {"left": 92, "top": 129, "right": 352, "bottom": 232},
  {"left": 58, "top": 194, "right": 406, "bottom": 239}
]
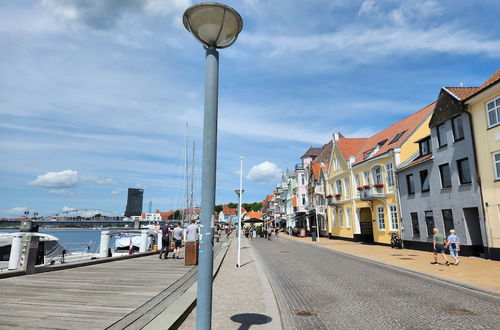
[
  {"left": 99, "top": 231, "right": 111, "bottom": 258},
  {"left": 8, "top": 234, "right": 23, "bottom": 270},
  {"left": 157, "top": 231, "right": 163, "bottom": 251},
  {"left": 139, "top": 230, "right": 148, "bottom": 253}
]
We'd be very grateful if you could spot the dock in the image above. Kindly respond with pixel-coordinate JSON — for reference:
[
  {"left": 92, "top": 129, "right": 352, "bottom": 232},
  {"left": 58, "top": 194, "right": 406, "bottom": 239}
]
[{"left": 0, "top": 238, "right": 229, "bottom": 329}]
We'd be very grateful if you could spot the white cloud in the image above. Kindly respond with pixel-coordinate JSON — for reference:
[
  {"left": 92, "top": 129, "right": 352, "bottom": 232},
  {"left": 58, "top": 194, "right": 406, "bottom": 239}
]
[
  {"left": 6, "top": 206, "right": 27, "bottom": 215},
  {"left": 30, "top": 170, "right": 79, "bottom": 188},
  {"left": 96, "top": 178, "right": 116, "bottom": 185},
  {"left": 111, "top": 189, "right": 124, "bottom": 195},
  {"left": 48, "top": 189, "right": 75, "bottom": 196},
  {"left": 246, "top": 161, "right": 282, "bottom": 184},
  {"left": 62, "top": 206, "right": 75, "bottom": 212}
]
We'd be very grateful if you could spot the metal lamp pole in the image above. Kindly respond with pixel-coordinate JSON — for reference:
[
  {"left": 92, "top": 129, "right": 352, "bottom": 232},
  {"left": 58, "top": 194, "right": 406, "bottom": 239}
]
[
  {"left": 182, "top": 3, "right": 243, "bottom": 330},
  {"left": 236, "top": 157, "right": 244, "bottom": 267}
]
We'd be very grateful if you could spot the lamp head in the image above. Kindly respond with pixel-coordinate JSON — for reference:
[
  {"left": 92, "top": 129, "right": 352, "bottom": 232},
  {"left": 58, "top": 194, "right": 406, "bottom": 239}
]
[{"left": 183, "top": 2, "right": 243, "bottom": 49}]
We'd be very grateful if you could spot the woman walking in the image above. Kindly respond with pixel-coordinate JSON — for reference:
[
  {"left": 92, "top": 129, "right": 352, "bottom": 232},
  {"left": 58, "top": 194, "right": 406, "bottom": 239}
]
[{"left": 446, "top": 229, "right": 461, "bottom": 265}]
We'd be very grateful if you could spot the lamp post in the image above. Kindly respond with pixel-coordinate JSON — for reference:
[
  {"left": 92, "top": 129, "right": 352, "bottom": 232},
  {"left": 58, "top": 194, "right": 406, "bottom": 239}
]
[
  {"left": 183, "top": 3, "right": 243, "bottom": 330},
  {"left": 235, "top": 156, "right": 244, "bottom": 268}
]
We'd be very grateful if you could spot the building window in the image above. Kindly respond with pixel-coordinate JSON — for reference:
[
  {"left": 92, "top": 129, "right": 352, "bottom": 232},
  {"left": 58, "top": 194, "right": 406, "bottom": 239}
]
[
  {"left": 377, "top": 206, "right": 385, "bottom": 230},
  {"left": 389, "top": 130, "right": 406, "bottom": 144},
  {"left": 439, "top": 164, "right": 452, "bottom": 188},
  {"left": 410, "top": 212, "right": 420, "bottom": 238},
  {"left": 372, "top": 165, "right": 383, "bottom": 184},
  {"left": 494, "top": 152, "right": 500, "bottom": 180},
  {"left": 346, "top": 207, "right": 351, "bottom": 227},
  {"left": 336, "top": 180, "right": 342, "bottom": 195},
  {"left": 425, "top": 211, "right": 434, "bottom": 237},
  {"left": 442, "top": 209, "right": 454, "bottom": 234},
  {"left": 457, "top": 158, "right": 472, "bottom": 184},
  {"left": 420, "top": 169, "right": 430, "bottom": 192},
  {"left": 386, "top": 163, "right": 395, "bottom": 187},
  {"left": 419, "top": 137, "right": 431, "bottom": 156},
  {"left": 452, "top": 116, "right": 464, "bottom": 141},
  {"left": 301, "top": 174, "right": 305, "bottom": 185},
  {"left": 389, "top": 205, "right": 398, "bottom": 231},
  {"left": 437, "top": 124, "right": 447, "bottom": 147},
  {"left": 486, "top": 97, "right": 500, "bottom": 128},
  {"left": 406, "top": 174, "right": 415, "bottom": 194},
  {"left": 355, "top": 174, "right": 361, "bottom": 195},
  {"left": 364, "top": 171, "right": 370, "bottom": 185},
  {"left": 332, "top": 210, "right": 336, "bottom": 227},
  {"left": 301, "top": 194, "right": 306, "bottom": 205},
  {"left": 344, "top": 177, "right": 350, "bottom": 198},
  {"left": 338, "top": 208, "right": 343, "bottom": 227}
]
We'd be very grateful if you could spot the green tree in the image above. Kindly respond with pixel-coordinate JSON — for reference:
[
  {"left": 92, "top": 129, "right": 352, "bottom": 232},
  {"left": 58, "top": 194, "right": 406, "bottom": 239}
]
[{"left": 214, "top": 205, "right": 223, "bottom": 213}]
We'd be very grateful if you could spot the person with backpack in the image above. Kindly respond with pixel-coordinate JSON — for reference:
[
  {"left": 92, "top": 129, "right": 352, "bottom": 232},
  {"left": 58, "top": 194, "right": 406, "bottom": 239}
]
[{"left": 446, "top": 229, "right": 461, "bottom": 265}]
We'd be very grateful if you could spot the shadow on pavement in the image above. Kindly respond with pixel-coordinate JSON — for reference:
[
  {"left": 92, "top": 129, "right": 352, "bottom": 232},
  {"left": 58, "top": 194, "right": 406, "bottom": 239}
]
[
  {"left": 240, "top": 260, "right": 254, "bottom": 268},
  {"left": 230, "top": 313, "right": 271, "bottom": 330}
]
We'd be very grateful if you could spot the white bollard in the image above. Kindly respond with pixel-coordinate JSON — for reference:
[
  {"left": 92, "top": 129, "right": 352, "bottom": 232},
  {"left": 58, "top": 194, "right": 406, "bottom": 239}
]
[
  {"left": 99, "top": 231, "right": 111, "bottom": 258},
  {"left": 157, "top": 232, "right": 163, "bottom": 251},
  {"left": 8, "top": 234, "right": 23, "bottom": 270},
  {"left": 139, "top": 230, "right": 148, "bottom": 253}
]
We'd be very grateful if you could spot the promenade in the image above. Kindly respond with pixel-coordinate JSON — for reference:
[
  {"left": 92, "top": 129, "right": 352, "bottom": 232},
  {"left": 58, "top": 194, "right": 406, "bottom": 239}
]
[
  {"left": 283, "top": 235, "right": 500, "bottom": 293},
  {"left": 0, "top": 238, "right": 229, "bottom": 329}
]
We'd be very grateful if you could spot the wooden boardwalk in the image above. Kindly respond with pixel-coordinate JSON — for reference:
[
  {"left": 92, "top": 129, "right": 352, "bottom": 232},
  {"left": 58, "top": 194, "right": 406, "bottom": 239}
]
[{"left": 0, "top": 252, "right": 193, "bottom": 329}]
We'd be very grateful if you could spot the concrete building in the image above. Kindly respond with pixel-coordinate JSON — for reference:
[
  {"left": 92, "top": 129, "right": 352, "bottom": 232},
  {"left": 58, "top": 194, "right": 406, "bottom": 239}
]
[
  {"left": 397, "top": 89, "right": 487, "bottom": 256},
  {"left": 124, "top": 188, "right": 143, "bottom": 217}
]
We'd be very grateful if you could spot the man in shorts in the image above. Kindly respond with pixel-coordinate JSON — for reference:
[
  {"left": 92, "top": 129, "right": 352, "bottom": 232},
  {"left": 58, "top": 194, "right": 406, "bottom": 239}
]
[
  {"left": 431, "top": 228, "right": 450, "bottom": 266},
  {"left": 172, "top": 222, "right": 184, "bottom": 260}
]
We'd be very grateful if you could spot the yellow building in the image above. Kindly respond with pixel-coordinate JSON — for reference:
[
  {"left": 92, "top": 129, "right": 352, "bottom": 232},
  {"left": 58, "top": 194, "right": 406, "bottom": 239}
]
[
  {"left": 326, "top": 104, "right": 435, "bottom": 244},
  {"left": 448, "top": 70, "right": 500, "bottom": 260}
]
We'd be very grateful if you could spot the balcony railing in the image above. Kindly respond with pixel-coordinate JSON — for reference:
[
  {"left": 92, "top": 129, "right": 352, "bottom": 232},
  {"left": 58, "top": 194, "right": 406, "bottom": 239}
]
[
  {"left": 360, "top": 186, "right": 385, "bottom": 200},
  {"left": 314, "top": 185, "right": 324, "bottom": 195},
  {"left": 317, "top": 205, "right": 326, "bottom": 215},
  {"left": 327, "top": 196, "right": 343, "bottom": 206}
]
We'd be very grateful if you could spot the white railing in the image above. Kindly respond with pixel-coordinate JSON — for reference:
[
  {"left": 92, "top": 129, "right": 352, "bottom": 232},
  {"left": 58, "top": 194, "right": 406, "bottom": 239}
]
[{"left": 314, "top": 185, "right": 324, "bottom": 195}]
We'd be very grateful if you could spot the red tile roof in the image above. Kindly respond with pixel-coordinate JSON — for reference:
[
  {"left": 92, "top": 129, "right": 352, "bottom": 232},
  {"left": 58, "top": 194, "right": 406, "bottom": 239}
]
[
  {"left": 353, "top": 102, "right": 435, "bottom": 165},
  {"left": 445, "top": 87, "right": 479, "bottom": 100},
  {"left": 445, "top": 69, "right": 500, "bottom": 101},
  {"left": 292, "top": 196, "right": 297, "bottom": 207},
  {"left": 336, "top": 138, "right": 368, "bottom": 160},
  {"left": 247, "top": 211, "right": 262, "bottom": 219}
]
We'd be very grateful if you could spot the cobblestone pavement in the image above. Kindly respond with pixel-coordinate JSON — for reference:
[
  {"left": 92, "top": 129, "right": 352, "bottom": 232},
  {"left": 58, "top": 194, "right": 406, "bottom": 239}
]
[{"left": 251, "top": 237, "right": 500, "bottom": 330}]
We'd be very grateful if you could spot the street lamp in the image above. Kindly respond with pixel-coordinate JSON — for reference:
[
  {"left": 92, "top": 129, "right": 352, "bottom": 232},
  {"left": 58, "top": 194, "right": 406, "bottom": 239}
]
[
  {"left": 183, "top": 3, "right": 243, "bottom": 330},
  {"left": 235, "top": 157, "right": 244, "bottom": 268}
]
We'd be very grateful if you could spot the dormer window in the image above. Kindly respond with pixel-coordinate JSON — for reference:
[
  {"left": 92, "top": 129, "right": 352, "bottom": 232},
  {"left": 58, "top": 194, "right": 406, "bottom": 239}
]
[
  {"left": 389, "top": 130, "right": 407, "bottom": 145},
  {"left": 419, "top": 137, "right": 431, "bottom": 156}
]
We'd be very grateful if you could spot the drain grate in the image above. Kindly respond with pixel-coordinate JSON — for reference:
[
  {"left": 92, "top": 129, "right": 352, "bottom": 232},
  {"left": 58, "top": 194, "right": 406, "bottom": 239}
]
[
  {"left": 442, "top": 307, "right": 476, "bottom": 315},
  {"left": 399, "top": 257, "right": 415, "bottom": 260},
  {"left": 295, "top": 310, "right": 316, "bottom": 317}
]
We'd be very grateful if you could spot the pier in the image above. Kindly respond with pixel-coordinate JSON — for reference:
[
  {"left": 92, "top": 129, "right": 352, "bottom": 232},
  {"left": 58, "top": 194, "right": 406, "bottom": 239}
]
[{"left": 0, "top": 238, "right": 230, "bottom": 329}]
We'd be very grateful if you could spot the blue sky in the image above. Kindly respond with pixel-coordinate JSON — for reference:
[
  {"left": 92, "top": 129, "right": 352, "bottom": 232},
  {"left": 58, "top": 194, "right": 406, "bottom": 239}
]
[{"left": 1, "top": 0, "right": 500, "bottom": 217}]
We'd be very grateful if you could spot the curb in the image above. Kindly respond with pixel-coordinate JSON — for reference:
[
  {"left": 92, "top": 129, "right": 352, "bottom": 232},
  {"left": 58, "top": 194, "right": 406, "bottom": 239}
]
[
  {"left": 283, "top": 236, "right": 500, "bottom": 299},
  {"left": 143, "top": 239, "right": 232, "bottom": 330}
]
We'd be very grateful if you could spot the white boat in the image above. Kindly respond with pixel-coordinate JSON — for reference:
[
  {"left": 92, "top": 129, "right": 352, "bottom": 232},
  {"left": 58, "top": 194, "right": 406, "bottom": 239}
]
[{"left": 0, "top": 232, "right": 68, "bottom": 271}]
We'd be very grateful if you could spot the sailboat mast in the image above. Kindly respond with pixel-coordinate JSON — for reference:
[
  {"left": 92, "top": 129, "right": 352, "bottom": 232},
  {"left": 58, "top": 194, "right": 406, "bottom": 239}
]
[
  {"left": 190, "top": 141, "right": 195, "bottom": 221},
  {"left": 185, "top": 123, "right": 189, "bottom": 222}
]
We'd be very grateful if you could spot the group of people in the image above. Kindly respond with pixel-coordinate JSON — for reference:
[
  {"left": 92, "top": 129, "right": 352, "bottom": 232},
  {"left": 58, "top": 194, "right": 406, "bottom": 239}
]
[
  {"left": 244, "top": 225, "right": 279, "bottom": 240},
  {"left": 157, "top": 220, "right": 199, "bottom": 260},
  {"left": 432, "top": 228, "right": 461, "bottom": 265}
]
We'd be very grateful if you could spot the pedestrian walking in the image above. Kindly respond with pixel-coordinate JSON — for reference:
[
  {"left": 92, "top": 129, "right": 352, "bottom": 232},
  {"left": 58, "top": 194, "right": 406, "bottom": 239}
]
[
  {"left": 431, "top": 228, "right": 451, "bottom": 266},
  {"left": 275, "top": 227, "right": 279, "bottom": 238},
  {"left": 172, "top": 222, "right": 184, "bottom": 259},
  {"left": 267, "top": 226, "right": 272, "bottom": 240},
  {"left": 186, "top": 220, "right": 199, "bottom": 242},
  {"left": 157, "top": 221, "right": 171, "bottom": 260},
  {"left": 446, "top": 229, "right": 461, "bottom": 265}
]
